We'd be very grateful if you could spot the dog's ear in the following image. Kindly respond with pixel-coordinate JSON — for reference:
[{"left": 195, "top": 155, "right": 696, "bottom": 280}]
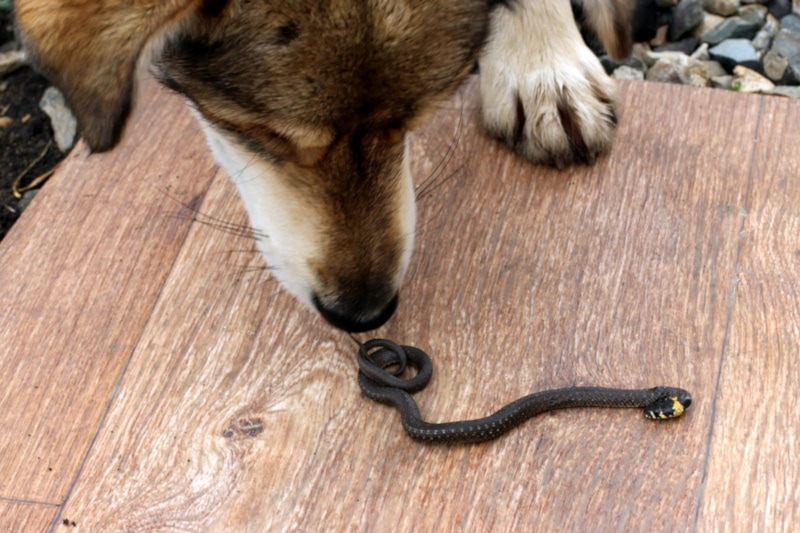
[
  {"left": 15, "top": 0, "right": 224, "bottom": 152},
  {"left": 577, "top": 0, "right": 637, "bottom": 60}
]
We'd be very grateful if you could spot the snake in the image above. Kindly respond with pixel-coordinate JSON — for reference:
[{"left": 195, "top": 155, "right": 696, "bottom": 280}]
[{"left": 357, "top": 338, "right": 692, "bottom": 444}]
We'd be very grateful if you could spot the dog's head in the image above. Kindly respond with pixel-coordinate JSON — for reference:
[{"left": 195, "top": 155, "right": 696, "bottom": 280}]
[{"left": 16, "top": 0, "right": 490, "bottom": 331}]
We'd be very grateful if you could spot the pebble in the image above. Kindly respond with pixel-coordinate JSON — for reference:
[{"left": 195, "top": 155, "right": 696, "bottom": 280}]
[
  {"left": 613, "top": 65, "right": 645, "bottom": 80},
  {"left": 39, "top": 87, "right": 78, "bottom": 152},
  {"left": 591, "top": 0, "right": 800, "bottom": 98},
  {"left": 781, "top": 13, "right": 800, "bottom": 33},
  {"left": 0, "top": 50, "right": 27, "bottom": 78},
  {"left": 704, "top": 0, "right": 740, "bottom": 17},
  {"left": 770, "top": 29, "right": 800, "bottom": 83},
  {"left": 731, "top": 64, "right": 775, "bottom": 91},
  {"left": 709, "top": 38, "right": 760, "bottom": 70},
  {"left": 752, "top": 15, "right": 780, "bottom": 51},
  {"left": 671, "top": 0, "right": 707, "bottom": 40}
]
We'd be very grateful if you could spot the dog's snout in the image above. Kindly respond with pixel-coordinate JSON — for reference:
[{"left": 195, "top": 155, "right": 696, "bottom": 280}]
[{"left": 313, "top": 292, "right": 399, "bottom": 332}]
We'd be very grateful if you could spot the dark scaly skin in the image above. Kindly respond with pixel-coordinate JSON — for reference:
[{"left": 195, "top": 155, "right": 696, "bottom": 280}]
[{"left": 357, "top": 339, "right": 692, "bottom": 444}]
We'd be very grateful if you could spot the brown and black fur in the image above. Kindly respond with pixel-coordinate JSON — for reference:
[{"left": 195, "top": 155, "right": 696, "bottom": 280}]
[{"left": 15, "top": 0, "right": 638, "bottom": 331}]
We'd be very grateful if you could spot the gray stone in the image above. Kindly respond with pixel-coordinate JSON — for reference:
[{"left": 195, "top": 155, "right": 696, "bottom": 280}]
[
  {"left": 0, "top": 50, "right": 27, "bottom": 78},
  {"left": 39, "top": 87, "right": 78, "bottom": 152},
  {"left": 704, "top": 0, "right": 740, "bottom": 16},
  {"left": 642, "top": 49, "right": 691, "bottom": 67},
  {"left": 702, "top": 16, "right": 763, "bottom": 44},
  {"left": 692, "top": 42, "right": 711, "bottom": 60},
  {"left": 655, "top": 36, "right": 701, "bottom": 54},
  {"left": 752, "top": 14, "right": 779, "bottom": 51},
  {"left": 781, "top": 14, "right": 800, "bottom": 34},
  {"left": 645, "top": 53, "right": 711, "bottom": 85},
  {"left": 647, "top": 59, "right": 685, "bottom": 83},
  {"left": 613, "top": 65, "right": 645, "bottom": 80},
  {"left": 702, "top": 59, "right": 729, "bottom": 76},
  {"left": 712, "top": 74, "right": 735, "bottom": 87},
  {"left": 670, "top": 0, "right": 706, "bottom": 41},
  {"left": 694, "top": 12, "right": 726, "bottom": 39},
  {"left": 762, "top": 49, "right": 789, "bottom": 80},
  {"left": 17, "top": 190, "right": 39, "bottom": 213},
  {"left": 738, "top": 3, "right": 768, "bottom": 20},
  {"left": 601, "top": 55, "right": 648, "bottom": 75},
  {"left": 770, "top": 29, "right": 800, "bottom": 83},
  {"left": 764, "top": 85, "right": 800, "bottom": 96},
  {"left": 709, "top": 38, "right": 761, "bottom": 70}
]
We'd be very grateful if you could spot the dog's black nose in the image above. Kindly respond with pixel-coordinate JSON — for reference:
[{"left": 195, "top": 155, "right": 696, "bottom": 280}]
[{"left": 312, "top": 292, "right": 399, "bottom": 332}]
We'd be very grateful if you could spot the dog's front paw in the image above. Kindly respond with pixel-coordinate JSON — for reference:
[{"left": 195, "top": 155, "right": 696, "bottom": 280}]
[{"left": 479, "top": 17, "right": 618, "bottom": 168}]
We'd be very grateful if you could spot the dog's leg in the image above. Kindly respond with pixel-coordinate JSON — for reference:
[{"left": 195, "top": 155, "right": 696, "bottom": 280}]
[{"left": 480, "top": 0, "right": 624, "bottom": 168}]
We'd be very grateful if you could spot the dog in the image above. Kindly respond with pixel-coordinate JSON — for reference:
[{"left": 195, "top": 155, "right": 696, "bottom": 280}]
[{"left": 15, "top": 0, "right": 635, "bottom": 332}]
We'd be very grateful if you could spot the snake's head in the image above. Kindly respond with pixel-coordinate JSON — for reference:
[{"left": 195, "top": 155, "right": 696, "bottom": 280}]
[{"left": 644, "top": 390, "right": 692, "bottom": 420}]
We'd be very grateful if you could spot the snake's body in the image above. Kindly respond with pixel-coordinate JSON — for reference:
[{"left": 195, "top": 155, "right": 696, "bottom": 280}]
[{"left": 357, "top": 339, "right": 692, "bottom": 444}]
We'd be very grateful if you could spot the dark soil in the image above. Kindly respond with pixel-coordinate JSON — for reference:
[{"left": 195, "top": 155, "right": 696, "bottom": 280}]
[{"left": 1, "top": 8, "right": 68, "bottom": 242}]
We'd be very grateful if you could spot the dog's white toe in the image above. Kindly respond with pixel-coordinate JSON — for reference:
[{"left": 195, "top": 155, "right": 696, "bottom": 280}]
[{"left": 479, "top": 1, "right": 618, "bottom": 168}]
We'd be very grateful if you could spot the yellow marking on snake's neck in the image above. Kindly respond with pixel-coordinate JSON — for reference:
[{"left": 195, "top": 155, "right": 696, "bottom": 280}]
[{"left": 671, "top": 396, "right": 686, "bottom": 417}]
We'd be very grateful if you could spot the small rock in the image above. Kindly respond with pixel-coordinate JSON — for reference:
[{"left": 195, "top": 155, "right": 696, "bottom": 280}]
[
  {"left": 709, "top": 38, "right": 761, "bottom": 71},
  {"left": 0, "top": 50, "right": 27, "bottom": 78},
  {"left": 702, "top": 7, "right": 766, "bottom": 44},
  {"left": 705, "top": 0, "right": 740, "bottom": 17},
  {"left": 670, "top": 0, "right": 706, "bottom": 41},
  {"left": 631, "top": 43, "right": 652, "bottom": 62},
  {"left": 650, "top": 24, "right": 670, "bottom": 47},
  {"left": 694, "top": 12, "right": 726, "bottom": 39},
  {"left": 712, "top": 74, "right": 735, "bottom": 87},
  {"left": 770, "top": 29, "right": 800, "bottom": 83},
  {"left": 642, "top": 49, "right": 690, "bottom": 67},
  {"left": 764, "top": 85, "right": 800, "bottom": 96},
  {"left": 39, "top": 87, "right": 78, "bottom": 152},
  {"left": 692, "top": 42, "right": 711, "bottom": 60},
  {"left": 656, "top": 36, "right": 701, "bottom": 54},
  {"left": 781, "top": 14, "right": 800, "bottom": 34},
  {"left": 645, "top": 52, "right": 712, "bottom": 85},
  {"left": 738, "top": 3, "right": 768, "bottom": 20},
  {"left": 752, "top": 14, "right": 780, "bottom": 51},
  {"left": 647, "top": 58, "right": 686, "bottom": 83},
  {"left": 17, "top": 190, "right": 39, "bottom": 213},
  {"left": 702, "top": 59, "right": 729, "bottom": 76},
  {"left": 731, "top": 64, "right": 775, "bottom": 91},
  {"left": 762, "top": 49, "right": 789, "bottom": 80},
  {"left": 613, "top": 65, "right": 645, "bottom": 80},
  {"left": 767, "top": 0, "right": 793, "bottom": 19},
  {"left": 601, "top": 55, "right": 648, "bottom": 75},
  {"left": 0, "top": 116, "right": 11, "bottom": 129}
]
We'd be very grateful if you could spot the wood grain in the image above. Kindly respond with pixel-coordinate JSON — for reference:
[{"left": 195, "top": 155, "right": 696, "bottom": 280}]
[
  {"left": 48, "top": 79, "right": 765, "bottom": 531},
  {"left": 0, "top": 83, "right": 218, "bottom": 503},
  {"left": 0, "top": 501, "right": 60, "bottom": 531},
  {"left": 697, "top": 96, "right": 800, "bottom": 531}
]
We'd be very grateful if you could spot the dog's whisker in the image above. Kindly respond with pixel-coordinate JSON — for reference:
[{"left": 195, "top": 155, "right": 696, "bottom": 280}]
[
  {"left": 167, "top": 211, "right": 269, "bottom": 241},
  {"left": 237, "top": 264, "right": 279, "bottom": 274},
  {"left": 220, "top": 248, "right": 262, "bottom": 255},
  {"left": 416, "top": 100, "right": 465, "bottom": 202}
]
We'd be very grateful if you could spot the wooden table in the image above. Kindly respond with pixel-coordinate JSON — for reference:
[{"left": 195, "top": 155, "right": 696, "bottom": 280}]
[{"left": 1, "top": 78, "right": 798, "bottom": 531}]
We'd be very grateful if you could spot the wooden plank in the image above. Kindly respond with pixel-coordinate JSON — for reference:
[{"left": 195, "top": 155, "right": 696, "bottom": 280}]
[
  {"left": 697, "top": 96, "right": 800, "bottom": 530},
  {"left": 57, "top": 79, "right": 757, "bottom": 530},
  {"left": 0, "top": 84, "right": 218, "bottom": 503},
  {"left": 0, "top": 500, "right": 60, "bottom": 532}
]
